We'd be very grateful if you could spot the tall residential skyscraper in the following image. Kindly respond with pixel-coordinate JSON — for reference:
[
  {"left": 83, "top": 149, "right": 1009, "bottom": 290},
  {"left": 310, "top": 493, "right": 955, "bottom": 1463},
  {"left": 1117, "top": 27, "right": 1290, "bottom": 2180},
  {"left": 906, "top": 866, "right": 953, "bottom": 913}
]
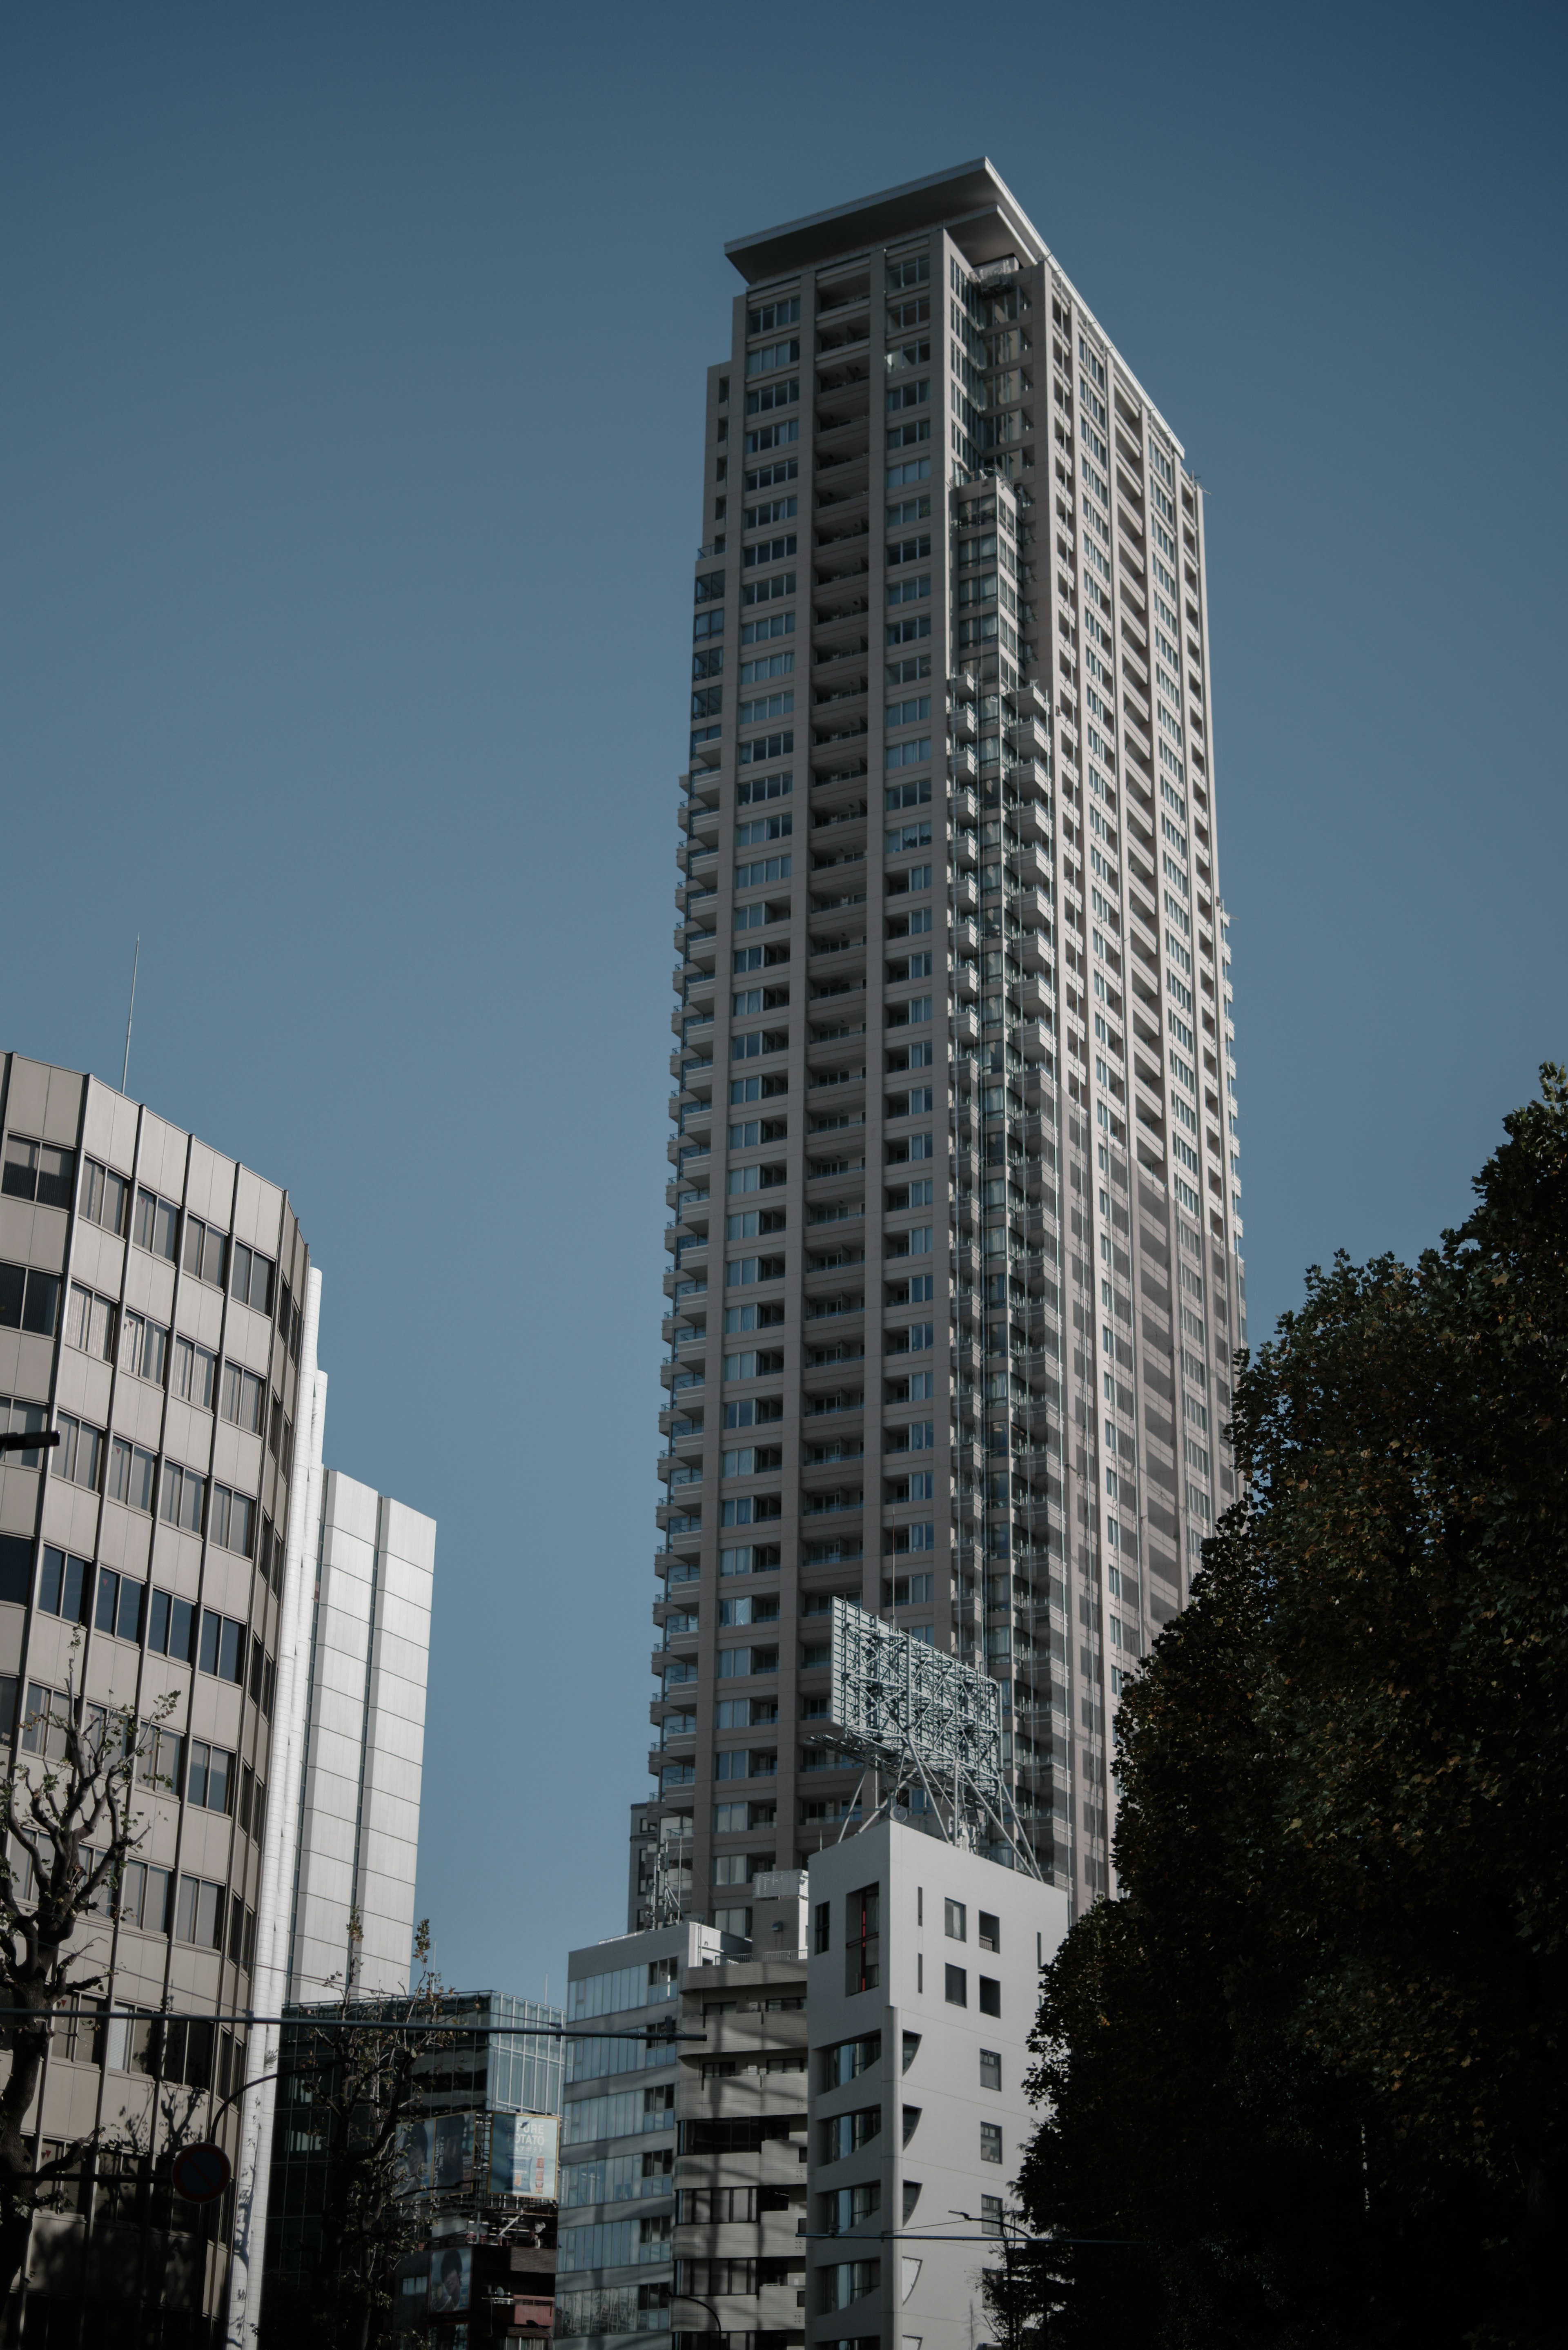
[{"left": 652, "top": 160, "right": 1245, "bottom": 1923}]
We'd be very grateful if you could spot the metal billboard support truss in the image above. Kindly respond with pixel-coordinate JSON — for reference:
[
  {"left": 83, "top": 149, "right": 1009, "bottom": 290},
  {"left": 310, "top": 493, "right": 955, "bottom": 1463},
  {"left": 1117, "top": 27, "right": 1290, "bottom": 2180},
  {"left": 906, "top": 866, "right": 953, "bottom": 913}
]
[
  {"left": 648, "top": 1838, "right": 685, "bottom": 1927},
  {"left": 804, "top": 1601, "right": 1042, "bottom": 1880}
]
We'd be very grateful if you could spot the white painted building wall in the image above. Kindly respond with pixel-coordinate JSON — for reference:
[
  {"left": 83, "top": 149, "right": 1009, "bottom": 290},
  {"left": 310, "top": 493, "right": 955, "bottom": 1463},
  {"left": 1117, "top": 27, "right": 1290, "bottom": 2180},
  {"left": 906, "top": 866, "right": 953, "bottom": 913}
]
[
  {"left": 289, "top": 1470, "right": 434, "bottom": 2000},
  {"left": 806, "top": 1820, "right": 1070, "bottom": 2350},
  {"left": 226, "top": 1278, "right": 436, "bottom": 2347}
]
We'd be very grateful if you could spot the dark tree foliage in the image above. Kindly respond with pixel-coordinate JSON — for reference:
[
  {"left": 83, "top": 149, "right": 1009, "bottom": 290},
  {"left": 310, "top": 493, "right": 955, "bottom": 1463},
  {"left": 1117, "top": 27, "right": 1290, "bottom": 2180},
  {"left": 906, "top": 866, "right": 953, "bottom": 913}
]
[{"left": 1016, "top": 1067, "right": 1568, "bottom": 2350}]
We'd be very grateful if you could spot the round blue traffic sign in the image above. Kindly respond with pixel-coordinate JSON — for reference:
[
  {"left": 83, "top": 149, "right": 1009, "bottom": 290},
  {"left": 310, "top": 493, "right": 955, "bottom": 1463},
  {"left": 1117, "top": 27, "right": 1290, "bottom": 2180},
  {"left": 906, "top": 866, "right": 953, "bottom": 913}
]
[{"left": 172, "top": 2143, "right": 231, "bottom": 2204}]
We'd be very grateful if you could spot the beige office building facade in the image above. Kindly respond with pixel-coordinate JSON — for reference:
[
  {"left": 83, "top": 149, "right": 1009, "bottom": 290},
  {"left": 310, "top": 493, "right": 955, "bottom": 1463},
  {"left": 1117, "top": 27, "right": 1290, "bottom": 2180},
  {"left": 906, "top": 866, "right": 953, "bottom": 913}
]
[
  {"left": 0, "top": 1053, "right": 434, "bottom": 2348},
  {"left": 0, "top": 1054, "right": 314, "bottom": 2342}
]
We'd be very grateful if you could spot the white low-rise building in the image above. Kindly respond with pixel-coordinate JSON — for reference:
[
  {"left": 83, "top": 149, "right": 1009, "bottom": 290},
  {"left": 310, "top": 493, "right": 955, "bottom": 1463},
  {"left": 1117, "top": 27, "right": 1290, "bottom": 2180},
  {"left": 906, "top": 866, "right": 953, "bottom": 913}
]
[{"left": 805, "top": 1821, "right": 1069, "bottom": 2350}]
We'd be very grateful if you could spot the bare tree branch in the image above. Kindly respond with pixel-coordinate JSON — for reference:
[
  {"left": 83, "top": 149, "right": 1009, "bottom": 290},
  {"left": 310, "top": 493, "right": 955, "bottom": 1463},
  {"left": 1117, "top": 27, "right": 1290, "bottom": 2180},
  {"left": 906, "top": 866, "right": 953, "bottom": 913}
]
[{"left": 0, "top": 1681, "right": 163, "bottom": 2348}]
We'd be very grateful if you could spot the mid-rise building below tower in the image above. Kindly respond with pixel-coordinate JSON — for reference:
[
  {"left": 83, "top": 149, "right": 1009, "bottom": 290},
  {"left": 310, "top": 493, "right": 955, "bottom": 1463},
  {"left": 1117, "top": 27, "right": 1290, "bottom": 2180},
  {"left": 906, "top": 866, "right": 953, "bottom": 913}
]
[{"left": 578, "top": 1823, "right": 1067, "bottom": 2350}]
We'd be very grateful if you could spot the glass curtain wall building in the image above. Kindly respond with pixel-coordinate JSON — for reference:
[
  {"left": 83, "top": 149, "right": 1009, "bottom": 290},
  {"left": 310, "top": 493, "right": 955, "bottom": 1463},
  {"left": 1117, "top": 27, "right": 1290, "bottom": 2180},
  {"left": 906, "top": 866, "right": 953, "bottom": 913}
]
[
  {"left": 559, "top": 1926, "right": 738, "bottom": 2350},
  {"left": 259, "top": 1989, "right": 564, "bottom": 2339},
  {"left": 653, "top": 160, "right": 1245, "bottom": 1920}
]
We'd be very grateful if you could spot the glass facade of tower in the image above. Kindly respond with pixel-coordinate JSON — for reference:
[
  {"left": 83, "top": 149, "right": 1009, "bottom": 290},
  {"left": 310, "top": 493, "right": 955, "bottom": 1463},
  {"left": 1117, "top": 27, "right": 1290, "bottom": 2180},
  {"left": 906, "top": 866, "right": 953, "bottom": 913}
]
[{"left": 649, "top": 164, "right": 1245, "bottom": 1926}]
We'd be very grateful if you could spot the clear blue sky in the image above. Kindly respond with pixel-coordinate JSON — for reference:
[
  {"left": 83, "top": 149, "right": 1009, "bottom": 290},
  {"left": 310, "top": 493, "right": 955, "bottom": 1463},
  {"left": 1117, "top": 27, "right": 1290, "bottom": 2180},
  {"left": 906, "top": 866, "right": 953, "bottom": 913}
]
[{"left": 2, "top": 3, "right": 1563, "bottom": 2000}]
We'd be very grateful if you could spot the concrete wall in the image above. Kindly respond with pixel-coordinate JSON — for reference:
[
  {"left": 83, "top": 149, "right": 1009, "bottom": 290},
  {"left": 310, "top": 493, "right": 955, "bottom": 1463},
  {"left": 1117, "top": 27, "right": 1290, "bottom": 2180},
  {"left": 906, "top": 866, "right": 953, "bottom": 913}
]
[
  {"left": 289, "top": 1469, "right": 434, "bottom": 1999},
  {"left": 806, "top": 1820, "right": 1069, "bottom": 2350}
]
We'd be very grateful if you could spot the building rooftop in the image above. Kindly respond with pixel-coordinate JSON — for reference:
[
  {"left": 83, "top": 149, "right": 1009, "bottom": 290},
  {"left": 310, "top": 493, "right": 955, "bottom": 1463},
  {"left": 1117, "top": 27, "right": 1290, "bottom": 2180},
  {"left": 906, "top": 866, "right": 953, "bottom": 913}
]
[
  {"left": 724, "top": 156, "right": 1041, "bottom": 282},
  {"left": 723, "top": 154, "right": 1184, "bottom": 456}
]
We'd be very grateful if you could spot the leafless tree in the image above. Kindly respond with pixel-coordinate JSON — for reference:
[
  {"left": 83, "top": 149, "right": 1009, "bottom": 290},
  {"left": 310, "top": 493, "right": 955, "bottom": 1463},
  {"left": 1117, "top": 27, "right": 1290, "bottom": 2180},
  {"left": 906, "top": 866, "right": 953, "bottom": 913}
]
[
  {"left": 0, "top": 1679, "right": 161, "bottom": 2347},
  {"left": 260, "top": 1916, "right": 450, "bottom": 2350},
  {"left": 970, "top": 2198, "right": 1062, "bottom": 2350}
]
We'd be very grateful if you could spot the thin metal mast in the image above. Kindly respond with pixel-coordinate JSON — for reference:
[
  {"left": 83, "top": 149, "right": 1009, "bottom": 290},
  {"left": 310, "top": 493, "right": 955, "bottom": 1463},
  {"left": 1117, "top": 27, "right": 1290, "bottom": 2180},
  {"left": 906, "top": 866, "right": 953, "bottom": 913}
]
[{"left": 120, "top": 937, "right": 140, "bottom": 1093}]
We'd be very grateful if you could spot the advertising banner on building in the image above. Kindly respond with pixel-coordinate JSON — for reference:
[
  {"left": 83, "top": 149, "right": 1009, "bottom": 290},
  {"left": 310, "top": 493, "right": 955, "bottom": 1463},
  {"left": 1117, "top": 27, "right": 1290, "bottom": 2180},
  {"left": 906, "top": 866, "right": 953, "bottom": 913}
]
[
  {"left": 432, "top": 2111, "right": 475, "bottom": 2193},
  {"left": 428, "top": 2244, "right": 471, "bottom": 2316},
  {"left": 491, "top": 2111, "right": 559, "bottom": 2199},
  {"left": 395, "top": 2118, "right": 433, "bottom": 2198}
]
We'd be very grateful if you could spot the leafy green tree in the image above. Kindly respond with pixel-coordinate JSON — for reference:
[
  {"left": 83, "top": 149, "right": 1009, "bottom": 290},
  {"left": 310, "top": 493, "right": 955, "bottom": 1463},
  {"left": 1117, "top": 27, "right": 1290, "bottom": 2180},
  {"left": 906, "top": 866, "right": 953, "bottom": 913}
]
[{"left": 1016, "top": 1066, "right": 1568, "bottom": 2350}]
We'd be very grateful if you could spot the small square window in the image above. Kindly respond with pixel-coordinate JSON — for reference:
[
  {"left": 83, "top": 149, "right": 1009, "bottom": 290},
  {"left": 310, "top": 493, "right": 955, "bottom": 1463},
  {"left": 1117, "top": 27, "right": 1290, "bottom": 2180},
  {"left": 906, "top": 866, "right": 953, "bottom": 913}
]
[
  {"left": 978, "top": 1910, "right": 1000, "bottom": 1952},
  {"left": 944, "top": 1964, "right": 967, "bottom": 2008},
  {"left": 979, "top": 1976, "right": 1001, "bottom": 2018},
  {"left": 944, "top": 1899, "right": 966, "bottom": 1941},
  {"left": 979, "top": 2048, "right": 1001, "bottom": 2091},
  {"left": 980, "top": 2122, "right": 1003, "bottom": 2165}
]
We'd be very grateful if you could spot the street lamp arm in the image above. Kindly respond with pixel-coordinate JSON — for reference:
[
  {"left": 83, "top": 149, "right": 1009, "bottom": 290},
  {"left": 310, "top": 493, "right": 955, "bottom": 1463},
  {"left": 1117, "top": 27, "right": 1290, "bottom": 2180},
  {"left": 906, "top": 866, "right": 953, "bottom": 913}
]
[{"left": 672, "top": 2292, "right": 726, "bottom": 2334}]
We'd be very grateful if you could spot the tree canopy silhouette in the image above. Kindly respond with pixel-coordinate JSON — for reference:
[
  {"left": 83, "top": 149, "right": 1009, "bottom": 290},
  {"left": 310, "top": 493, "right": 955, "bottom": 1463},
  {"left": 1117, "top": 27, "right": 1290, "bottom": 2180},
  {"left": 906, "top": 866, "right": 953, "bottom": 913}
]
[{"left": 1016, "top": 1066, "right": 1568, "bottom": 2350}]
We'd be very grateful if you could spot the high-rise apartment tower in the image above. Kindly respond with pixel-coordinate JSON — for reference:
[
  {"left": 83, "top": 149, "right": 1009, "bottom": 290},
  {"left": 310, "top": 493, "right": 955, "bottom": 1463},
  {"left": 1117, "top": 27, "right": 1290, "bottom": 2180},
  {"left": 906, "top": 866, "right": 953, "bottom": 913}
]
[{"left": 652, "top": 160, "right": 1245, "bottom": 1922}]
